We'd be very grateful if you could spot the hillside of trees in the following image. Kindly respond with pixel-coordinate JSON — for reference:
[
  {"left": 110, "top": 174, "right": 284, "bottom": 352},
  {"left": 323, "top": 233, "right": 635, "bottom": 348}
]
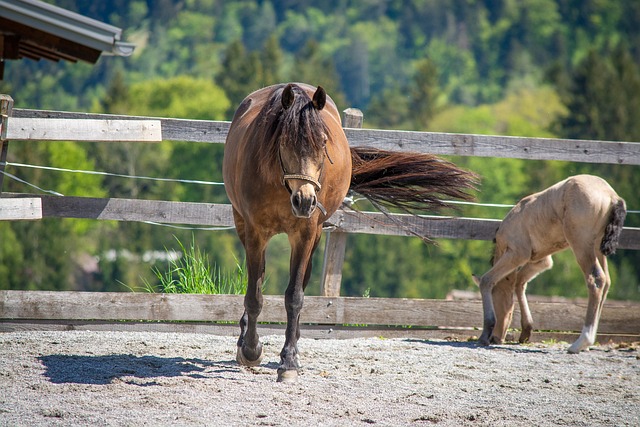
[{"left": 1, "top": 0, "right": 639, "bottom": 301}]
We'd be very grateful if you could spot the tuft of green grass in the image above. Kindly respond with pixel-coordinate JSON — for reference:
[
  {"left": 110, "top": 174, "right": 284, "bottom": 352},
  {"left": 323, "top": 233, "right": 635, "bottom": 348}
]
[{"left": 141, "top": 236, "right": 249, "bottom": 295}]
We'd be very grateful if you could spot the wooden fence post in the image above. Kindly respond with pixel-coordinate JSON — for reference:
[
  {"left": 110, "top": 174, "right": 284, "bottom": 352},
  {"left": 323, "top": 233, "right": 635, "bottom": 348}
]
[
  {"left": 0, "top": 94, "right": 14, "bottom": 194},
  {"left": 320, "top": 108, "right": 363, "bottom": 297}
]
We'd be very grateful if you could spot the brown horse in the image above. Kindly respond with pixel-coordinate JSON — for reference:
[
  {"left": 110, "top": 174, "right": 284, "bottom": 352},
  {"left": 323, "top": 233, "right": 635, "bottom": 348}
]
[
  {"left": 223, "top": 83, "right": 478, "bottom": 381},
  {"left": 473, "top": 174, "right": 626, "bottom": 353}
]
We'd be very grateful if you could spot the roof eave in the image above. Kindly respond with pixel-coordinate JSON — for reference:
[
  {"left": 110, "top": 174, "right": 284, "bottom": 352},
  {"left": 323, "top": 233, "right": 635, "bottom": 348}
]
[{"left": 0, "top": 0, "right": 135, "bottom": 58}]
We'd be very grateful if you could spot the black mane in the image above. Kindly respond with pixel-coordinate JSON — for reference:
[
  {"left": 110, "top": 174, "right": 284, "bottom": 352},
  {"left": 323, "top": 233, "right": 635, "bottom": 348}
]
[{"left": 256, "top": 84, "right": 329, "bottom": 174}]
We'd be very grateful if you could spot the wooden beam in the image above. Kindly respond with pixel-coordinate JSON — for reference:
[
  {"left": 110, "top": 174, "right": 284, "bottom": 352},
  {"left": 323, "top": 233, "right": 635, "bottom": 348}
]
[
  {"left": 0, "top": 197, "right": 42, "bottom": 220},
  {"left": 1, "top": 291, "right": 639, "bottom": 335},
  {"left": 1, "top": 319, "right": 637, "bottom": 344},
  {"left": 11, "top": 109, "right": 640, "bottom": 166},
  {"left": 27, "top": 194, "right": 236, "bottom": 226},
  {"left": 12, "top": 109, "right": 230, "bottom": 143},
  {"left": 0, "top": 18, "right": 101, "bottom": 64},
  {"left": 5, "top": 117, "right": 162, "bottom": 142},
  {"left": 327, "top": 209, "right": 502, "bottom": 241},
  {"left": 5, "top": 193, "right": 639, "bottom": 248},
  {"left": 0, "top": 94, "right": 14, "bottom": 192},
  {"left": 21, "top": 40, "right": 78, "bottom": 62},
  {"left": 344, "top": 128, "right": 640, "bottom": 165}
]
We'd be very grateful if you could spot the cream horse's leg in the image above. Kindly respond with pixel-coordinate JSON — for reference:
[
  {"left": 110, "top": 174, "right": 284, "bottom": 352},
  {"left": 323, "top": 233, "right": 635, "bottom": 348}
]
[
  {"left": 513, "top": 256, "right": 554, "bottom": 343},
  {"left": 568, "top": 250, "right": 609, "bottom": 354},
  {"left": 478, "top": 249, "right": 528, "bottom": 346}
]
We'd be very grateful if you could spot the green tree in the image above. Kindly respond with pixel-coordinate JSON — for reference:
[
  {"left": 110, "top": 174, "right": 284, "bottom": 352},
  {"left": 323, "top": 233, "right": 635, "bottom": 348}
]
[
  {"left": 259, "top": 34, "right": 284, "bottom": 87},
  {"left": 290, "top": 40, "right": 347, "bottom": 108},
  {"left": 216, "top": 39, "right": 262, "bottom": 116},
  {"left": 408, "top": 58, "right": 439, "bottom": 129}
]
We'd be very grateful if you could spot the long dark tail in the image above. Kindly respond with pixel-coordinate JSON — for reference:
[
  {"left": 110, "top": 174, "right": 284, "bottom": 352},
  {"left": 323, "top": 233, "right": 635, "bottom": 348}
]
[
  {"left": 349, "top": 147, "right": 479, "bottom": 214},
  {"left": 600, "top": 198, "right": 627, "bottom": 256}
]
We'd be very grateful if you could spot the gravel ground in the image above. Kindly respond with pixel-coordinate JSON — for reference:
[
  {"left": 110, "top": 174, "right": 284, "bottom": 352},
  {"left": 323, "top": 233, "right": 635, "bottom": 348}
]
[{"left": 0, "top": 330, "right": 638, "bottom": 426}]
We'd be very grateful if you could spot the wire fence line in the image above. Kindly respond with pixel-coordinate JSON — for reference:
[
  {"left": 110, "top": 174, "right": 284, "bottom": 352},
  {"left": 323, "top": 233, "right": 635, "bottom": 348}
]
[
  {"left": 4, "top": 161, "right": 225, "bottom": 186},
  {"left": 3, "top": 160, "right": 640, "bottom": 214},
  {"left": 2, "top": 160, "right": 640, "bottom": 215}
]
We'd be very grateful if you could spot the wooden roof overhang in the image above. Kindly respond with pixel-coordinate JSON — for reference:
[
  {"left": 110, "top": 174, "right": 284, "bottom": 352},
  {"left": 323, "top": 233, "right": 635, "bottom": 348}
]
[{"left": 0, "top": 0, "right": 135, "bottom": 79}]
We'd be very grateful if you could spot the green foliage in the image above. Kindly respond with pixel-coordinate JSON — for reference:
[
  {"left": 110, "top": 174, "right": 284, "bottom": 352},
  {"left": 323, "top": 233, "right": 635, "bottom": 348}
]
[
  {"left": 140, "top": 236, "right": 248, "bottom": 295},
  {"left": 0, "top": 224, "right": 23, "bottom": 290},
  {"left": 129, "top": 76, "right": 230, "bottom": 120}
]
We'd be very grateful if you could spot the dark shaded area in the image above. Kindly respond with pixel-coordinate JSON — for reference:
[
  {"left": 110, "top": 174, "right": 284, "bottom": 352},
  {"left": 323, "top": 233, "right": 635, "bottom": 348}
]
[{"left": 37, "top": 354, "right": 238, "bottom": 385}]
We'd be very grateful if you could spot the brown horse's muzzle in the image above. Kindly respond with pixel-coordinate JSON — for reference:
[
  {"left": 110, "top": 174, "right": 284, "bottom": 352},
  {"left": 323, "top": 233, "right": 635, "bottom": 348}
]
[{"left": 290, "top": 183, "right": 318, "bottom": 218}]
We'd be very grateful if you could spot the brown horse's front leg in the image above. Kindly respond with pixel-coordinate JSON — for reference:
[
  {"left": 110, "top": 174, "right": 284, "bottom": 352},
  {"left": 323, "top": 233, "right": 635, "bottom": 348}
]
[
  {"left": 236, "top": 230, "right": 267, "bottom": 367},
  {"left": 277, "top": 229, "right": 321, "bottom": 382}
]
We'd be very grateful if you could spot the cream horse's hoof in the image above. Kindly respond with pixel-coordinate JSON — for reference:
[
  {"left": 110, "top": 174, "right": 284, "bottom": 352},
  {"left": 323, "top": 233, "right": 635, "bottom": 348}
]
[
  {"left": 236, "top": 346, "right": 264, "bottom": 367},
  {"left": 276, "top": 368, "right": 298, "bottom": 383}
]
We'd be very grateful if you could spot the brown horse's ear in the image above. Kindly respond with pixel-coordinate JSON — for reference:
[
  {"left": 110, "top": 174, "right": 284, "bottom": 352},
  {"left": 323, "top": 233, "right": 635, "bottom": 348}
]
[
  {"left": 282, "top": 84, "right": 295, "bottom": 109},
  {"left": 312, "top": 86, "right": 326, "bottom": 110}
]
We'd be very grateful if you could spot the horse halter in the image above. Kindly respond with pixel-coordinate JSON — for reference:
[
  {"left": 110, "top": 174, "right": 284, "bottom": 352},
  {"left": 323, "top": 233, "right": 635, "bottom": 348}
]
[{"left": 278, "top": 146, "right": 327, "bottom": 215}]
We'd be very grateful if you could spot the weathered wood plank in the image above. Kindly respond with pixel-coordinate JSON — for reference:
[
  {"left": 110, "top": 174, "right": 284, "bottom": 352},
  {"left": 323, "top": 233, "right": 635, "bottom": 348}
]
[
  {"left": 0, "top": 94, "right": 12, "bottom": 141},
  {"left": 344, "top": 128, "right": 640, "bottom": 165},
  {"left": 1, "top": 319, "right": 637, "bottom": 344},
  {"left": 328, "top": 209, "right": 640, "bottom": 249},
  {"left": 4, "top": 194, "right": 235, "bottom": 226},
  {"left": 12, "top": 109, "right": 229, "bottom": 143},
  {"left": 6, "top": 117, "right": 162, "bottom": 142},
  {"left": 0, "top": 95, "right": 14, "bottom": 192},
  {"left": 327, "top": 209, "right": 502, "bottom": 241},
  {"left": 320, "top": 231, "right": 349, "bottom": 296},
  {"left": 13, "top": 108, "right": 640, "bottom": 165},
  {"left": 5, "top": 193, "right": 639, "bottom": 248},
  {"left": 2, "top": 291, "right": 638, "bottom": 335},
  {"left": 0, "top": 197, "right": 42, "bottom": 220}
]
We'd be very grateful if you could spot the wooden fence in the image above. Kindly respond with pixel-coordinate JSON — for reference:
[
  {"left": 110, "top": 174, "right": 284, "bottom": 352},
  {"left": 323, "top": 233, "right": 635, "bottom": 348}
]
[
  {"left": 1, "top": 291, "right": 639, "bottom": 343},
  {"left": 1, "top": 94, "right": 639, "bottom": 342}
]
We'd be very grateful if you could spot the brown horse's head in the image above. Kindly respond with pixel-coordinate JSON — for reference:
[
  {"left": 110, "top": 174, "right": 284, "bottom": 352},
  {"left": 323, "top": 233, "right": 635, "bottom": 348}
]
[{"left": 268, "top": 83, "right": 330, "bottom": 218}]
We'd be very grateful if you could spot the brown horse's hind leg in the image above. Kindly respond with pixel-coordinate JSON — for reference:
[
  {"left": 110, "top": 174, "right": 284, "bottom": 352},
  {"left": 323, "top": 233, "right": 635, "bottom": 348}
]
[
  {"left": 568, "top": 249, "right": 608, "bottom": 354},
  {"left": 236, "top": 220, "right": 267, "bottom": 367}
]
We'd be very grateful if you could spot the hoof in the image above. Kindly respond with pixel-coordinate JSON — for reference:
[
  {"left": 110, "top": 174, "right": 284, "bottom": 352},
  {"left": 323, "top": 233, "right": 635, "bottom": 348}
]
[
  {"left": 236, "top": 346, "right": 264, "bottom": 367},
  {"left": 478, "top": 335, "right": 491, "bottom": 347},
  {"left": 519, "top": 329, "right": 532, "bottom": 344},
  {"left": 567, "top": 344, "right": 584, "bottom": 354},
  {"left": 276, "top": 368, "right": 298, "bottom": 383},
  {"left": 490, "top": 335, "right": 503, "bottom": 345},
  {"left": 568, "top": 335, "right": 592, "bottom": 354}
]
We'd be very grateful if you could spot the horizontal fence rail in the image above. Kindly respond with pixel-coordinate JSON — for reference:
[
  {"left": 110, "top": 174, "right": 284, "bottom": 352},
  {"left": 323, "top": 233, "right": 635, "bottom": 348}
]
[
  {"left": 1, "top": 291, "right": 639, "bottom": 342},
  {"left": 4, "top": 193, "right": 640, "bottom": 248},
  {"left": 11, "top": 109, "right": 231, "bottom": 143},
  {"left": 5, "top": 117, "right": 162, "bottom": 142},
  {"left": 10, "top": 108, "right": 640, "bottom": 165}
]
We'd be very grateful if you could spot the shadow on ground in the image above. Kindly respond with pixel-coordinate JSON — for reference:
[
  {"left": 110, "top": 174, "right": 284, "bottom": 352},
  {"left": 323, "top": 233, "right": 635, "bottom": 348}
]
[
  {"left": 37, "top": 354, "right": 240, "bottom": 385},
  {"left": 403, "top": 338, "right": 548, "bottom": 354}
]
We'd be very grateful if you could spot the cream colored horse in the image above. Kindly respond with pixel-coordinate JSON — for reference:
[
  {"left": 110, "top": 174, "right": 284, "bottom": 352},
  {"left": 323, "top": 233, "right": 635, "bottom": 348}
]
[{"left": 474, "top": 175, "right": 626, "bottom": 353}]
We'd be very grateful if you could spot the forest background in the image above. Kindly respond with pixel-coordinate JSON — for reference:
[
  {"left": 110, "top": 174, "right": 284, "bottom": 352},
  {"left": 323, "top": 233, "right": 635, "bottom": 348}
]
[{"left": 1, "top": 0, "right": 639, "bottom": 301}]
